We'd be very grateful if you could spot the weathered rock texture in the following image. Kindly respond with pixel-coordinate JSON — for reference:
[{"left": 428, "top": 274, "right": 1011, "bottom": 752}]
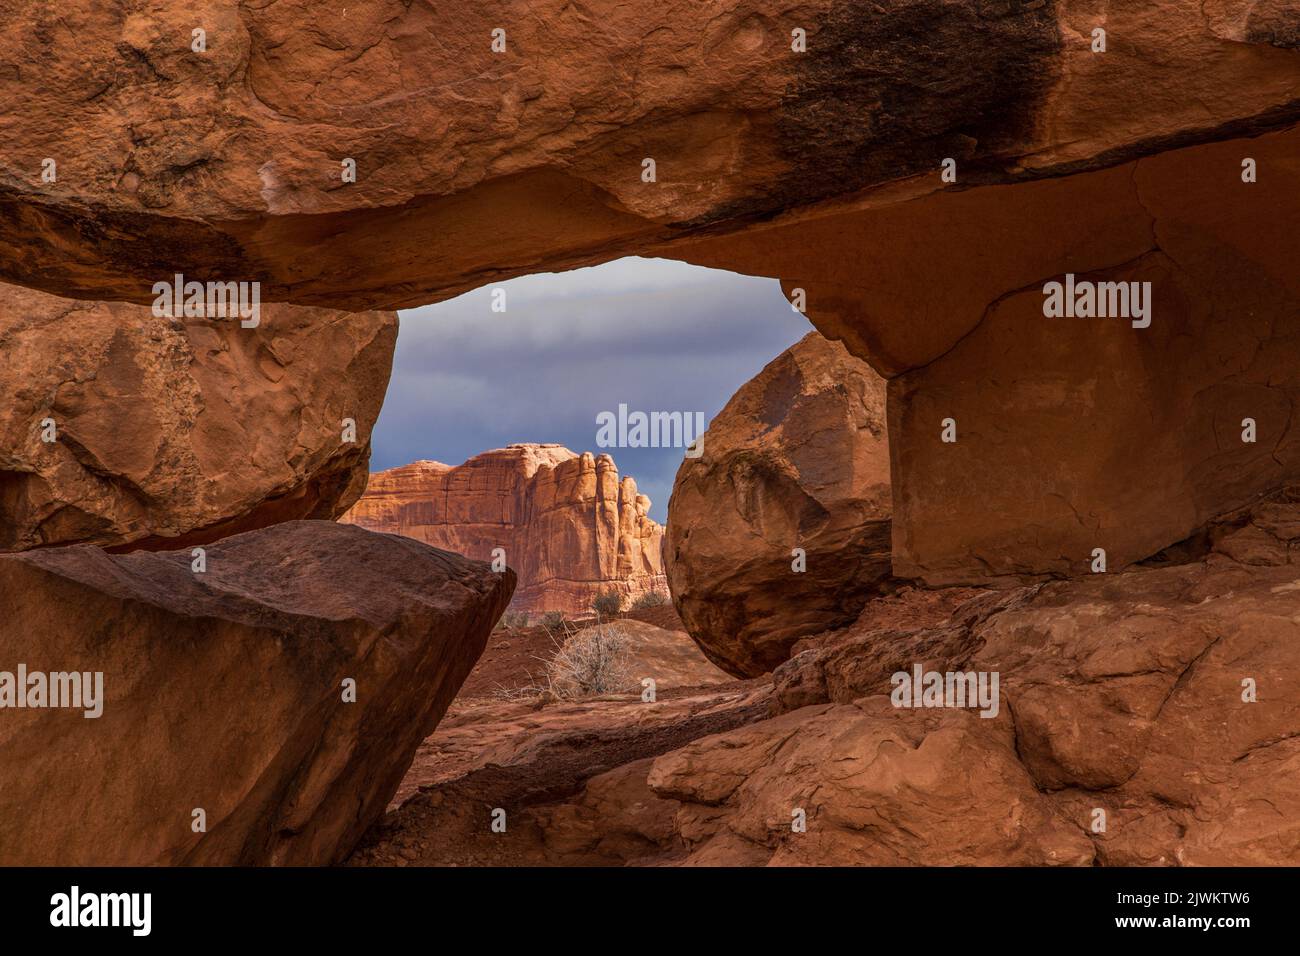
[
  {"left": 0, "top": 520, "right": 514, "bottom": 866},
  {"left": 350, "top": 683, "right": 772, "bottom": 865},
  {"left": 3, "top": 2, "right": 1298, "bottom": 310},
  {"left": 342, "top": 445, "right": 666, "bottom": 614},
  {"left": 354, "top": 494, "right": 1300, "bottom": 867},
  {"left": 683, "top": 124, "right": 1300, "bottom": 585},
  {"left": 0, "top": 282, "right": 396, "bottom": 552},
  {"left": 666, "top": 332, "right": 891, "bottom": 677}
]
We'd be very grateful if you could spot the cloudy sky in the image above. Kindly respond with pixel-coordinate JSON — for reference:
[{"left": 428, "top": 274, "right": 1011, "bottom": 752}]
[{"left": 373, "top": 256, "right": 813, "bottom": 522}]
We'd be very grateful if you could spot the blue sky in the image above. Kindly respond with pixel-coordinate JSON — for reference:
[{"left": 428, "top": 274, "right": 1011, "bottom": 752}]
[{"left": 373, "top": 256, "right": 812, "bottom": 522}]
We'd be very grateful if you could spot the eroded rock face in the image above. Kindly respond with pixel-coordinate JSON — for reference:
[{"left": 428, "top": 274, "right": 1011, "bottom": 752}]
[
  {"left": 885, "top": 128, "right": 1300, "bottom": 584},
  {"left": 682, "top": 124, "right": 1300, "bottom": 585},
  {"left": 0, "top": 520, "right": 514, "bottom": 866},
  {"left": 0, "top": 282, "right": 396, "bottom": 552},
  {"left": 342, "top": 444, "right": 666, "bottom": 614},
  {"left": 2, "top": 2, "right": 1298, "bottom": 309},
  {"left": 666, "top": 332, "right": 891, "bottom": 677}
]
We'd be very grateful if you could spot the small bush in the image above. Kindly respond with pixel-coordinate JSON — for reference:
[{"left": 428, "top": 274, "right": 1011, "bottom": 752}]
[
  {"left": 590, "top": 588, "right": 624, "bottom": 619},
  {"left": 545, "top": 624, "right": 633, "bottom": 698},
  {"left": 630, "top": 591, "right": 669, "bottom": 610},
  {"left": 540, "top": 610, "right": 567, "bottom": 633},
  {"left": 498, "top": 610, "right": 530, "bottom": 630}
]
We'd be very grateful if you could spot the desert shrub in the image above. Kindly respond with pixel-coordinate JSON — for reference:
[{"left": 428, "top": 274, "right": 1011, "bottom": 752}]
[
  {"left": 540, "top": 610, "right": 567, "bottom": 633},
  {"left": 497, "top": 610, "right": 530, "bottom": 630},
  {"left": 630, "top": 591, "right": 669, "bottom": 610},
  {"left": 590, "top": 588, "right": 624, "bottom": 619},
  {"left": 545, "top": 624, "right": 633, "bottom": 698}
]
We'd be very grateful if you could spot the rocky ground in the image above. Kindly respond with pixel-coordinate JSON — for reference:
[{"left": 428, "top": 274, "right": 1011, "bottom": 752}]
[{"left": 351, "top": 492, "right": 1300, "bottom": 867}]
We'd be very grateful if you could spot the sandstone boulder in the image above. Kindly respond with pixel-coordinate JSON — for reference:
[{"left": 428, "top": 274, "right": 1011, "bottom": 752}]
[
  {"left": 666, "top": 332, "right": 891, "bottom": 677},
  {"left": 0, "top": 520, "right": 514, "bottom": 865},
  {"left": 0, "top": 282, "right": 396, "bottom": 552},
  {"left": 342, "top": 445, "right": 666, "bottom": 614}
]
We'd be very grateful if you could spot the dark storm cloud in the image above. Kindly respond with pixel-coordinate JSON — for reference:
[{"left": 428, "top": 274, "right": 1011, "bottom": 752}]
[{"left": 371, "top": 257, "right": 813, "bottom": 522}]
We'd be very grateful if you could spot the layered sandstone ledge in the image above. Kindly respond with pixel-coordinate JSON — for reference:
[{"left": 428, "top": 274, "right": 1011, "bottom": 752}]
[
  {"left": 1, "top": 2, "right": 1297, "bottom": 308},
  {"left": 342, "top": 444, "right": 667, "bottom": 614}
]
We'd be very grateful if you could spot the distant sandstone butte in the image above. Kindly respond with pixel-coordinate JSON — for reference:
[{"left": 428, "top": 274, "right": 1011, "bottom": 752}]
[{"left": 341, "top": 444, "right": 667, "bottom": 615}]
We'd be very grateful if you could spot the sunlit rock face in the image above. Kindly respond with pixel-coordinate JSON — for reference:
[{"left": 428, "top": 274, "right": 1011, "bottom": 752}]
[
  {"left": 342, "top": 444, "right": 667, "bottom": 615},
  {"left": 0, "top": 281, "right": 396, "bottom": 552}
]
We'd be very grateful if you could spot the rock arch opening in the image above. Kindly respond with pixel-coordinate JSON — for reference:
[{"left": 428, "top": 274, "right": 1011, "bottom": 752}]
[{"left": 342, "top": 255, "right": 815, "bottom": 620}]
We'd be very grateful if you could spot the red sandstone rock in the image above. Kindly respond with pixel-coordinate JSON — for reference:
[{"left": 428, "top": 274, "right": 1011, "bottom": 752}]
[
  {"left": 0, "top": 520, "right": 514, "bottom": 866},
  {"left": 681, "top": 126, "right": 1300, "bottom": 586},
  {"left": 0, "top": 282, "right": 396, "bottom": 552},
  {"left": 349, "top": 683, "right": 770, "bottom": 866},
  {"left": 3, "top": 2, "right": 1298, "bottom": 598},
  {"left": 2, "top": 2, "right": 1297, "bottom": 311},
  {"left": 666, "top": 332, "right": 891, "bottom": 677},
  {"left": 612, "top": 501, "right": 1300, "bottom": 865},
  {"left": 342, "top": 444, "right": 667, "bottom": 615},
  {"left": 4, "top": 0, "right": 1300, "bottom": 874}
]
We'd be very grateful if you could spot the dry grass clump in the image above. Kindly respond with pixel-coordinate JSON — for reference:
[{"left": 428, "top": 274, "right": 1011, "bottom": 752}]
[
  {"left": 545, "top": 622, "right": 633, "bottom": 699},
  {"left": 487, "top": 618, "right": 635, "bottom": 702},
  {"left": 590, "top": 588, "right": 624, "bottom": 619}
]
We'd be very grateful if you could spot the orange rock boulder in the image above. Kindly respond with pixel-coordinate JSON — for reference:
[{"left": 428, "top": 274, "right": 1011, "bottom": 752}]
[
  {"left": 0, "top": 520, "right": 514, "bottom": 865},
  {"left": 0, "top": 282, "right": 396, "bottom": 552},
  {"left": 666, "top": 332, "right": 891, "bottom": 677}
]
